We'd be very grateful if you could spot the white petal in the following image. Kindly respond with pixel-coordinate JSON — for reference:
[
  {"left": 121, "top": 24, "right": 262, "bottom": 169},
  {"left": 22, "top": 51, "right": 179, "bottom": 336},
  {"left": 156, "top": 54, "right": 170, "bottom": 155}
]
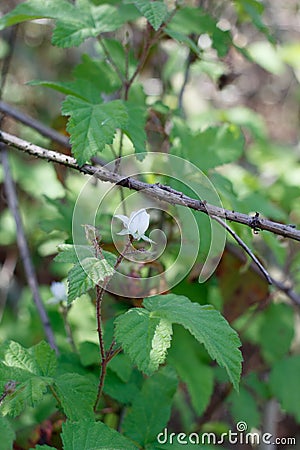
[
  {"left": 141, "top": 234, "right": 155, "bottom": 244},
  {"left": 117, "top": 229, "right": 131, "bottom": 235},
  {"left": 129, "top": 209, "right": 149, "bottom": 236},
  {"left": 50, "top": 281, "right": 67, "bottom": 301},
  {"left": 114, "top": 214, "right": 129, "bottom": 227}
]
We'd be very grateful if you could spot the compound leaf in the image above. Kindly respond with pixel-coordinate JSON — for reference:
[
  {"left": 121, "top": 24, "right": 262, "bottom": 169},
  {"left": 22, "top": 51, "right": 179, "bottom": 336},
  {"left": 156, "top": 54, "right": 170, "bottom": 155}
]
[{"left": 115, "top": 294, "right": 242, "bottom": 390}]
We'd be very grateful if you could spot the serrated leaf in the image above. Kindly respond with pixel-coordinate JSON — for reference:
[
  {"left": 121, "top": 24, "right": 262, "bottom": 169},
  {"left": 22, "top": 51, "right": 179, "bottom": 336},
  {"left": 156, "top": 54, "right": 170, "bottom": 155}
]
[
  {"left": 62, "top": 97, "right": 128, "bottom": 165},
  {"left": 135, "top": 0, "right": 168, "bottom": 31},
  {"left": 167, "top": 326, "right": 213, "bottom": 416},
  {"left": 123, "top": 102, "right": 147, "bottom": 158},
  {"left": 104, "top": 369, "right": 141, "bottom": 404},
  {"left": 30, "top": 55, "right": 121, "bottom": 102},
  {"left": 52, "top": 4, "right": 125, "bottom": 48},
  {"left": 116, "top": 294, "right": 242, "bottom": 390},
  {"left": 67, "top": 257, "right": 114, "bottom": 303},
  {"left": 62, "top": 420, "right": 139, "bottom": 450},
  {"left": 123, "top": 367, "right": 177, "bottom": 446},
  {"left": 3, "top": 341, "right": 56, "bottom": 378},
  {"left": 0, "top": 416, "right": 15, "bottom": 450},
  {"left": 55, "top": 244, "right": 94, "bottom": 264},
  {"left": 0, "top": 1, "right": 125, "bottom": 47},
  {"left": 147, "top": 295, "right": 242, "bottom": 390},
  {"left": 0, "top": 0, "right": 73, "bottom": 29},
  {"left": 149, "top": 319, "right": 173, "bottom": 373},
  {"left": 172, "top": 122, "right": 244, "bottom": 171},
  {"left": 54, "top": 373, "right": 97, "bottom": 420},
  {"left": 114, "top": 308, "right": 161, "bottom": 375},
  {"left": 269, "top": 355, "right": 300, "bottom": 423},
  {"left": 0, "top": 341, "right": 56, "bottom": 417}
]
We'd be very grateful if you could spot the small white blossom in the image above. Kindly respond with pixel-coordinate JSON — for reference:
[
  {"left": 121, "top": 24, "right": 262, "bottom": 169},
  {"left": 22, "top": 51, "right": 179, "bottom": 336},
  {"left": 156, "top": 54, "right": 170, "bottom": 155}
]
[
  {"left": 114, "top": 208, "right": 155, "bottom": 243},
  {"left": 48, "top": 281, "right": 67, "bottom": 304}
]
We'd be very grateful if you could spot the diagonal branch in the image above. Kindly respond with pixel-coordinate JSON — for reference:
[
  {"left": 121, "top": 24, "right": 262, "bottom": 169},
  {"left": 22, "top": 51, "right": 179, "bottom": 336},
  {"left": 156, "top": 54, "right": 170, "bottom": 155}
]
[
  {"left": 1, "top": 130, "right": 300, "bottom": 242},
  {"left": 212, "top": 215, "right": 273, "bottom": 284}
]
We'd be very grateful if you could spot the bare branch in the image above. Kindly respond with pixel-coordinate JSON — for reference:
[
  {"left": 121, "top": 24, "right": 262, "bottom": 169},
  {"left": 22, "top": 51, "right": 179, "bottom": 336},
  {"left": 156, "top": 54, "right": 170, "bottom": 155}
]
[
  {"left": 212, "top": 215, "right": 273, "bottom": 284},
  {"left": 1, "top": 144, "right": 58, "bottom": 353},
  {"left": 1, "top": 130, "right": 300, "bottom": 242},
  {"left": 0, "top": 101, "right": 71, "bottom": 149}
]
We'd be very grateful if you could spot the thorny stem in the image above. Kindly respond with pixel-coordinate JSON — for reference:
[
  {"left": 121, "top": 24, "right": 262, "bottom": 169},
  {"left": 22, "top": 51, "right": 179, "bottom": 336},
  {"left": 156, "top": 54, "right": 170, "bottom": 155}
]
[{"left": 94, "top": 236, "right": 133, "bottom": 412}]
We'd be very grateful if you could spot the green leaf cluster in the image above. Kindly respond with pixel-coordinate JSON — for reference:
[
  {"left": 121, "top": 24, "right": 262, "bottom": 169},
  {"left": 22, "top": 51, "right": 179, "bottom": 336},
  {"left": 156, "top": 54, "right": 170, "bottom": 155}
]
[{"left": 115, "top": 294, "right": 242, "bottom": 390}]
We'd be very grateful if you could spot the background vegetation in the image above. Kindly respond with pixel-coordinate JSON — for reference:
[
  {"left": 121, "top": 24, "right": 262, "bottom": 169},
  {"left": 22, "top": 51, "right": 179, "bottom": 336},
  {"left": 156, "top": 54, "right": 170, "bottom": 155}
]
[{"left": 0, "top": 0, "right": 300, "bottom": 449}]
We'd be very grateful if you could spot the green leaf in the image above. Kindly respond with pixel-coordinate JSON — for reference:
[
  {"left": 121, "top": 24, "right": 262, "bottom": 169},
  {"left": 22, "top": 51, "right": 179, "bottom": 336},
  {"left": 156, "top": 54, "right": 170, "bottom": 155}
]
[
  {"left": 168, "top": 7, "right": 232, "bottom": 57},
  {"left": 67, "top": 257, "right": 114, "bottom": 303},
  {"left": 259, "top": 303, "right": 294, "bottom": 364},
  {"left": 172, "top": 121, "right": 244, "bottom": 171},
  {"left": 55, "top": 244, "right": 93, "bottom": 264},
  {"left": 122, "top": 367, "right": 178, "bottom": 446},
  {"left": 228, "top": 386, "right": 261, "bottom": 429},
  {"left": 0, "top": 0, "right": 73, "bottom": 29},
  {"left": 104, "top": 369, "right": 141, "bottom": 404},
  {"left": 269, "top": 355, "right": 300, "bottom": 423},
  {"left": 247, "top": 41, "right": 285, "bottom": 75},
  {"left": 115, "top": 294, "right": 242, "bottom": 390},
  {"left": 0, "top": 341, "right": 56, "bottom": 416},
  {"left": 54, "top": 373, "right": 97, "bottom": 420},
  {"left": 30, "top": 55, "right": 122, "bottom": 102},
  {"left": 164, "top": 29, "right": 201, "bottom": 57},
  {"left": 2, "top": 341, "right": 56, "bottom": 378},
  {"left": 0, "top": 416, "right": 15, "bottom": 450},
  {"left": 0, "top": 1, "right": 125, "bottom": 47},
  {"left": 62, "top": 97, "right": 128, "bottom": 165},
  {"left": 115, "top": 308, "right": 161, "bottom": 375},
  {"left": 234, "top": 0, "right": 275, "bottom": 43},
  {"left": 61, "top": 420, "right": 139, "bottom": 450},
  {"left": 135, "top": 1, "right": 168, "bottom": 31},
  {"left": 123, "top": 102, "right": 147, "bottom": 158},
  {"left": 31, "top": 446, "right": 57, "bottom": 450},
  {"left": 167, "top": 327, "right": 213, "bottom": 416}
]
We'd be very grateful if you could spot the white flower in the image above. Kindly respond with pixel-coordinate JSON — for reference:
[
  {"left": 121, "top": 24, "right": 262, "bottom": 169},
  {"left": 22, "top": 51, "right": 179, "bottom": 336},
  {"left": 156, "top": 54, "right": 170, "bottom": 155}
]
[
  {"left": 48, "top": 281, "right": 67, "bottom": 304},
  {"left": 114, "top": 208, "right": 155, "bottom": 243}
]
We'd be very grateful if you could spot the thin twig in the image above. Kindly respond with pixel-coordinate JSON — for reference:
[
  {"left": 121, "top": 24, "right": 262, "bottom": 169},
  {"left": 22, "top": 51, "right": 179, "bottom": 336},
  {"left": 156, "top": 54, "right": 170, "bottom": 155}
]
[
  {"left": 212, "top": 215, "right": 273, "bottom": 284},
  {"left": 2, "top": 130, "right": 300, "bottom": 242},
  {"left": 97, "top": 37, "right": 125, "bottom": 85},
  {"left": 94, "top": 237, "right": 133, "bottom": 412},
  {"left": 1, "top": 145, "right": 58, "bottom": 352},
  {"left": 0, "top": 101, "right": 71, "bottom": 148},
  {"left": 178, "top": 51, "right": 193, "bottom": 116},
  {"left": 227, "top": 243, "right": 300, "bottom": 306}
]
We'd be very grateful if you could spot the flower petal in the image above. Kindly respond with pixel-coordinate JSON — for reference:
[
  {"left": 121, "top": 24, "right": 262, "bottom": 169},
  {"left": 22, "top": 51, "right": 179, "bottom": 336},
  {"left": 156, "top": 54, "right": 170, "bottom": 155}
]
[
  {"left": 114, "top": 214, "right": 129, "bottom": 227},
  {"left": 117, "top": 229, "right": 131, "bottom": 235},
  {"left": 129, "top": 209, "right": 149, "bottom": 236}
]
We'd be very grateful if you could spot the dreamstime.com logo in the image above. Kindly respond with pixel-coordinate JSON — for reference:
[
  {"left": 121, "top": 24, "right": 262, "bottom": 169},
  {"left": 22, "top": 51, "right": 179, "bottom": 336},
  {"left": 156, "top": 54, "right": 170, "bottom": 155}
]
[
  {"left": 157, "top": 421, "right": 297, "bottom": 446},
  {"left": 72, "top": 152, "right": 227, "bottom": 297}
]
